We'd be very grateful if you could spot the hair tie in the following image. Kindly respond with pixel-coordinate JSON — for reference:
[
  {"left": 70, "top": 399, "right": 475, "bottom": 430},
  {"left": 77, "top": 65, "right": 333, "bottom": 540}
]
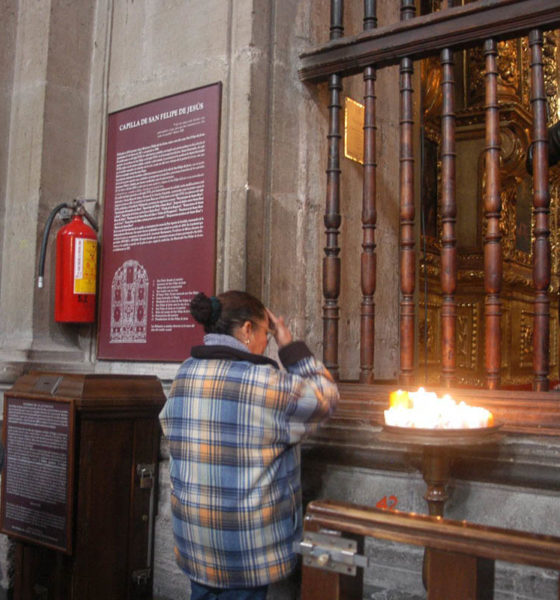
[{"left": 209, "top": 296, "right": 222, "bottom": 324}]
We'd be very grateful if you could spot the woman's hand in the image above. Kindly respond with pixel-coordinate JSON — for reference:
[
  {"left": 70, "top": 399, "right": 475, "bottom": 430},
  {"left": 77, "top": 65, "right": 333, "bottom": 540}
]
[{"left": 267, "top": 309, "right": 293, "bottom": 349}]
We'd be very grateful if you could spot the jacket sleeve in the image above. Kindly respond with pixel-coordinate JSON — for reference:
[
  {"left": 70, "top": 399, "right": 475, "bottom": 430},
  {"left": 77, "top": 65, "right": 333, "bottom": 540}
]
[{"left": 277, "top": 341, "right": 339, "bottom": 443}]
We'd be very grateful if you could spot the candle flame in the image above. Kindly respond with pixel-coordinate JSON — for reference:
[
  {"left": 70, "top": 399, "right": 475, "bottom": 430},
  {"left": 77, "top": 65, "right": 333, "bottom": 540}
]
[{"left": 385, "top": 387, "right": 494, "bottom": 429}]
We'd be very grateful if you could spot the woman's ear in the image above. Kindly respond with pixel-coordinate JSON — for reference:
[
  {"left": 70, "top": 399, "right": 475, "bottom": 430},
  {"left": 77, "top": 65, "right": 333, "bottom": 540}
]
[{"left": 239, "top": 320, "right": 253, "bottom": 343}]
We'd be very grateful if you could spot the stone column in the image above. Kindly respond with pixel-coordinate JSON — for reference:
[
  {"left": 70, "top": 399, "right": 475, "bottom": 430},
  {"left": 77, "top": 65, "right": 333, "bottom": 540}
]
[
  {"left": 0, "top": 0, "right": 97, "bottom": 382},
  {"left": 0, "top": 0, "right": 52, "bottom": 371}
]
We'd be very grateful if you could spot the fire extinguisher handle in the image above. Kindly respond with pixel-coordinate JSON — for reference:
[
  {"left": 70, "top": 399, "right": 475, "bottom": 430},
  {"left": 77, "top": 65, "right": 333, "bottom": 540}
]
[
  {"left": 37, "top": 202, "right": 71, "bottom": 288},
  {"left": 80, "top": 207, "right": 99, "bottom": 232},
  {"left": 72, "top": 198, "right": 99, "bottom": 232}
]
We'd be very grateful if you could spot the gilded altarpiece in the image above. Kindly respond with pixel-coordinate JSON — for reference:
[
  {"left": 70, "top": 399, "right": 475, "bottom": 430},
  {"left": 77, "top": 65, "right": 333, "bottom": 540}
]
[{"left": 419, "top": 31, "right": 560, "bottom": 387}]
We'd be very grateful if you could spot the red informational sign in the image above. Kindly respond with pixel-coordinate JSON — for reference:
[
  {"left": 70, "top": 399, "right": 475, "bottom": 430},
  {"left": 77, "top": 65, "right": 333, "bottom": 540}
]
[{"left": 98, "top": 83, "right": 221, "bottom": 361}]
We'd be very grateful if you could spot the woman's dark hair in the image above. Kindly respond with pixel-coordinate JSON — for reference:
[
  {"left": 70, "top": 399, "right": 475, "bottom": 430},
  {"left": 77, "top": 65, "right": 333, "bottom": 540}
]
[{"left": 190, "top": 291, "right": 267, "bottom": 334}]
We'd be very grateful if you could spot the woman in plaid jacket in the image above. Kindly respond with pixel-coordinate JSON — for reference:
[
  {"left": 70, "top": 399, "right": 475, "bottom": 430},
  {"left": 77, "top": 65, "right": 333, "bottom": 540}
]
[{"left": 159, "top": 290, "right": 339, "bottom": 600}]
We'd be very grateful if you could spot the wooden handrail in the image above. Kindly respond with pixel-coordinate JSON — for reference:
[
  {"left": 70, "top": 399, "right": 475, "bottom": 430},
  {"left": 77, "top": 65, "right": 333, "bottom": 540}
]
[
  {"left": 304, "top": 499, "right": 560, "bottom": 570},
  {"left": 299, "top": 0, "right": 560, "bottom": 82}
]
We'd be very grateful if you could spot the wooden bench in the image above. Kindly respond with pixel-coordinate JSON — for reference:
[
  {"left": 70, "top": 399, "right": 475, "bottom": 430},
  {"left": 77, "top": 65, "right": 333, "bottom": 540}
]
[{"left": 299, "top": 500, "right": 560, "bottom": 600}]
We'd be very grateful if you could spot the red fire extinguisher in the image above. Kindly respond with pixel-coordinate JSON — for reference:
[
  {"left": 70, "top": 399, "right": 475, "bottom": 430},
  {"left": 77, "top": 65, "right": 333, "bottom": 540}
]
[{"left": 38, "top": 199, "right": 99, "bottom": 323}]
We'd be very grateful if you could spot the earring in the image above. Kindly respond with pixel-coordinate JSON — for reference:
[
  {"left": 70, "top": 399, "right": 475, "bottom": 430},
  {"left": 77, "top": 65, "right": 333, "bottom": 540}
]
[{"left": 245, "top": 339, "right": 250, "bottom": 345}]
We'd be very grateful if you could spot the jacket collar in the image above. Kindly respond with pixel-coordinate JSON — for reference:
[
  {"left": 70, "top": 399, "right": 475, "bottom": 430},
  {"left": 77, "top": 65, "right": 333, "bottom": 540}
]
[{"left": 190, "top": 344, "right": 279, "bottom": 369}]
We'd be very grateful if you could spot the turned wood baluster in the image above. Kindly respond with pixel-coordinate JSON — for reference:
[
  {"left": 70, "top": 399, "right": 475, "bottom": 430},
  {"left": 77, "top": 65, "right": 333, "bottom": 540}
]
[
  {"left": 323, "top": 0, "right": 344, "bottom": 380},
  {"left": 399, "top": 0, "right": 415, "bottom": 386},
  {"left": 360, "top": 0, "right": 377, "bottom": 384},
  {"left": 529, "top": 29, "right": 551, "bottom": 392},
  {"left": 440, "top": 48, "right": 457, "bottom": 388},
  {"left": 484, "top": 39, "right": 502, "bottom": 390}
]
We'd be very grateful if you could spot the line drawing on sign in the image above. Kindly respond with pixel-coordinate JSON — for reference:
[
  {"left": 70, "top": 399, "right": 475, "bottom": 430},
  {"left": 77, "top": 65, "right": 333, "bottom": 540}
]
[{"left": 110, "top": 260, "right": 149, "bottom": 343}]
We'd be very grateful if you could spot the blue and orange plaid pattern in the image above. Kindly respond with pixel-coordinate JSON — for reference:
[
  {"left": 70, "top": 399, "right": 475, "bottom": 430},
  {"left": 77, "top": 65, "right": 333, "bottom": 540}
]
[{"left": 159, "top": 341, "right": 338, "bottom": 588}]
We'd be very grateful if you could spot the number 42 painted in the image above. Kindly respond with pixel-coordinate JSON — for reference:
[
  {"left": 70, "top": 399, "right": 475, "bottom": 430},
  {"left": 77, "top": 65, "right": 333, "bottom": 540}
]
[{"left": 376, "top": 495, "right": 398, "bottom": 510}]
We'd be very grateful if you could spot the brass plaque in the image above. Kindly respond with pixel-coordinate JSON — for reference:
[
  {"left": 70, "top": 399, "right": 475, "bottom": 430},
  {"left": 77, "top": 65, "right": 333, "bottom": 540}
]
[{"left": 344, "top": 97, "right": 364, "bottom": 165}]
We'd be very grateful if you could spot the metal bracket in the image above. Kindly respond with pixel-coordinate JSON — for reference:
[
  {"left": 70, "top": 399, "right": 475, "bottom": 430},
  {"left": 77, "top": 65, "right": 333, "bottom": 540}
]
[
  {"left": 131, "top": 567, "right": 151, "bottom": 586},
  {"left": 295, "top": 530, "right": 368, "bottom": 576},
  {"left": 57, "top": 207, "right": 73, "bottom": 222},
  {"left": 136, "top": 463, "right": 155, "bottom": 489}
]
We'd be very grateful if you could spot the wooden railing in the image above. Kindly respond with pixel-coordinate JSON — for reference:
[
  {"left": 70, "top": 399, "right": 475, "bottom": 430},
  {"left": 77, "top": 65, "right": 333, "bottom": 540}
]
[
  {"left": 300, "top": 0, "right": 560, "bottom": 390},
  {"left": 300, "top": 499, "right": 560, "bottom": 600}
]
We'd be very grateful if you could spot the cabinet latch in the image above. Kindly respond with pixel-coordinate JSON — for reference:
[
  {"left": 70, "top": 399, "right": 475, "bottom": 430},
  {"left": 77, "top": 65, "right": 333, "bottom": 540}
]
[
  {"left": 136, "top": 463, "right": 155, "bottom": 489},
  {"left": 294, "top": 530, "right": 368, "bottom": 576}
]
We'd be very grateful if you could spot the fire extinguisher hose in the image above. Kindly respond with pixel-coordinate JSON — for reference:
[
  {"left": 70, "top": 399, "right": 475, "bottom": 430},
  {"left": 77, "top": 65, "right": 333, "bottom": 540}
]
[{"left": 37, "top": 202, "right": 71, "bottom": 288}]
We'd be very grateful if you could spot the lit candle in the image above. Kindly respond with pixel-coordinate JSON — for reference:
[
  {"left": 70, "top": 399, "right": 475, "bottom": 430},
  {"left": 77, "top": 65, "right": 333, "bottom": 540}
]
[
  {"left": 389, "top": 389, "right": 410, "bottom": 409},
  {"left": 385, "top": 388, "right": 494, "bottom": 429}
]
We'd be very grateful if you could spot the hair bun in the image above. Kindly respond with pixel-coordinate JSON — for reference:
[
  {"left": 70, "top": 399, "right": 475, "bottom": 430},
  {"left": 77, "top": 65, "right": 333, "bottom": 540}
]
[
  {"left": 189, "top": 292, "right": 214, "bottom": 326},
  {"left": 209, "top": 296, "right": 222, "bottom": 324},
  {"left": 190, "top": 289, "right": 265, "bottom": 336}
]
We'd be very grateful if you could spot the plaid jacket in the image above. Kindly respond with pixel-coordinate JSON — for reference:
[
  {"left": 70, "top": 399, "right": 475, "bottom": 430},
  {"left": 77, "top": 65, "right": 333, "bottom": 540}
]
[{"left": 159, "top": 339, "right": 338, "bottom": 588}]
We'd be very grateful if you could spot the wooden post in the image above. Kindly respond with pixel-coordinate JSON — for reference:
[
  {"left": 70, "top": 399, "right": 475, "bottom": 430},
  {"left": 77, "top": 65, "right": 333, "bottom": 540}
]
[
  {"left": 301, "top": 548, "right": 342, "bottom": 600},
  {"left": 440, "top": 47, "right": 457, "bottom": 388},
  {"left": 301, "top": 518, "right": 363, "bottom": 600},
  {"left": 421, "top": 447, "right": 451, "bottom": 517},
  {"left": 360, "top": 0, "right": 377, "bottom": 384},
  {"left": 529, "top": 28, "right": 551, "bottom": 392},
  {"left": 323, "top": 0, "right": 344, "bottom": 381},
  {"left": 483, "top": 38, "right": 502, "bottom": 390},
  {"left": 399, "top": 0, "right": 416, "bottom": 386},
  {"left": 427, "top": 550, "right": 495, "bottom": 600}
]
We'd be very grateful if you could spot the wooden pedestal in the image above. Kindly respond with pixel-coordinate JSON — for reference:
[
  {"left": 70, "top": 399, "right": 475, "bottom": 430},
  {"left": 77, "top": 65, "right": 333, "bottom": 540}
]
[{"left": 1, "top": 372, "right": 166, "bottom": 600}]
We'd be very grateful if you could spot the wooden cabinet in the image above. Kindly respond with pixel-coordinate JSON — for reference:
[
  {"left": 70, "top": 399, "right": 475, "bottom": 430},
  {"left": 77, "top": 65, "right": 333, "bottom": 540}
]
[{"left": 1, "top": 372, "right": 166, "bottom": 600}]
